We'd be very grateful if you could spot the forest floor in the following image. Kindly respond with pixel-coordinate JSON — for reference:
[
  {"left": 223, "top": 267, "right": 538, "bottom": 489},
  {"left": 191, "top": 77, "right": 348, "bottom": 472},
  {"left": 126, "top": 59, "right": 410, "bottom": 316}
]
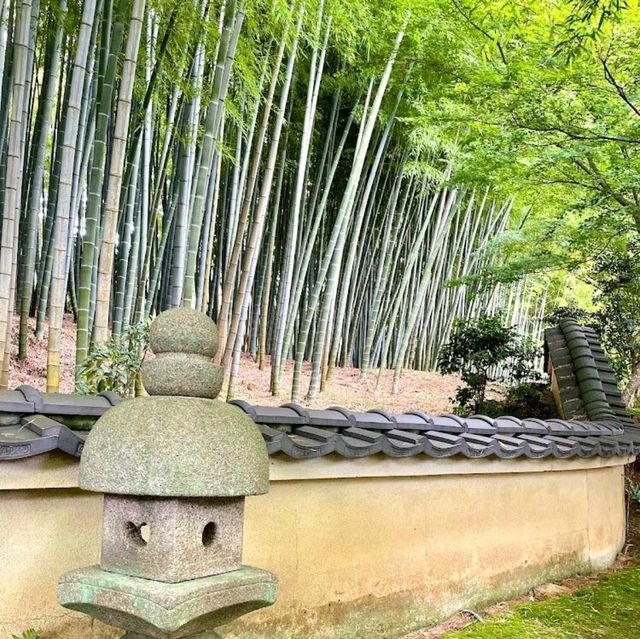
[
  {"left": 402, "top": 502, "right": 640, "bottom": 639},
  {"left": 8, "top": 314, "right": 460, "bottom": 413}
]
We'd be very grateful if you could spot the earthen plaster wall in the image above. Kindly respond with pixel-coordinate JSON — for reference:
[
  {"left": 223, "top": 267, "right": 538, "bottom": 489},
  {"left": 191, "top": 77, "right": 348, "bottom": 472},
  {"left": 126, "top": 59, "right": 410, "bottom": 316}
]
[{"left": 0, "top": 453, "right": 631, "bottom": 639}]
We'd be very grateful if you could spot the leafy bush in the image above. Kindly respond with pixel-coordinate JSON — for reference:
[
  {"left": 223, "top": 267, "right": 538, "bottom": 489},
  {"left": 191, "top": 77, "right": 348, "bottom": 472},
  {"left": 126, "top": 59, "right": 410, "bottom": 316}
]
[
  {"left": 438, "top": 313, "right": 542, "bottom": 415},
  {"left": 544, "top": 305, "right": 594, "bottom": 326},
  {"left": 76, "top": 320, "right": 150, "bottom": 397},
  {"left": 480, "top": 382, "right": 558, "bottom": 419},
  {"left": 502, "top": 381, "right": 557, "bottom": 418},
  {"left": 12, "top": 630, "right": 40, "bottom": 639},
  {"left": 590, "top": 243, "right": 640, "bottom": 387}
]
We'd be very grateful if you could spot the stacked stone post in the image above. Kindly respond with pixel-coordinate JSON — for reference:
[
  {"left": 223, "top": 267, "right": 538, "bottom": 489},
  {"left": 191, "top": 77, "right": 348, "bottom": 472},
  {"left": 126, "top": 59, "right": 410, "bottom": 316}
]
[{"left": 58, "top": 308, "right": 277, "bottom": 638}]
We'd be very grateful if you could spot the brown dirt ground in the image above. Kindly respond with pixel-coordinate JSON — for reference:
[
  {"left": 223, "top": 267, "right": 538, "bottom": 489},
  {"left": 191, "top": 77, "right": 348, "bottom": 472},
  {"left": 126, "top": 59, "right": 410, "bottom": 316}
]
[
  {"left": 9, "top": 314, "right": 77, "bottom": 393},
  {"left": 8, "top": 314, "right": 460, "bottom": 413},
  {"left": 400, "top": 499, "right": 640, "bottom": 639}
]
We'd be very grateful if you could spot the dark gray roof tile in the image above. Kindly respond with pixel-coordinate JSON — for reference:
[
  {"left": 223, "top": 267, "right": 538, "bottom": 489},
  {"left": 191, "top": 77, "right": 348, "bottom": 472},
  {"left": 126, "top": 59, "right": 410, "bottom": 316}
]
[
  {"left": 429, "top": 414, "right": 466, "bottom": 433},
  {"left": 465, "top": 416, "right": 497, "bottom": 435},
  {"left": 519, "top": 418, "right": 550, "bottom": 435},
  {"left": 335, "top": 433, "right": 382, "bottom": 457},
  {"left": 292, "top": 426, "right": 336, "bottom": 443},
  {"left": 421, "top": 431, "right": 463, "bottom": 456},
  {"left": 0, "top": 390, "right": 35, "bottom": 413},
  {"left": 341, "top": 427, "right": 384, "bottom": 444},
  {"left": 392, "top": 412, "right": 433, "bottom": 429},
  {"left": 493, "top": 434, "right": 527, "bottom": 456},
  {"left": 543, "top": 435, "right": 579, "bottom": 457},
  {"left": 517, "top": 434, "right": 557, "bottom": 457},
  {"left": 545, "top": 321, "right": 629, "bottom": 425},
  {"left": 255, "top": 423, "right": 285, "bottom": 454},
  {"left": 382, "top": 432, "right": 425, "bottom": 457},
  {"left": 282, "top": 433, "right": 334, "bottom": 458}
]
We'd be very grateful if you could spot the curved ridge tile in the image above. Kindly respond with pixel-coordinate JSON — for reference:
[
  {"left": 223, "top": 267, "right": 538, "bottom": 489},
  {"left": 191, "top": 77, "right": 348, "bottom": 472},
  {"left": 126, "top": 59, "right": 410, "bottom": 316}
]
[{"left": 559, "top": 318, "right": 618, "bottom": 423}]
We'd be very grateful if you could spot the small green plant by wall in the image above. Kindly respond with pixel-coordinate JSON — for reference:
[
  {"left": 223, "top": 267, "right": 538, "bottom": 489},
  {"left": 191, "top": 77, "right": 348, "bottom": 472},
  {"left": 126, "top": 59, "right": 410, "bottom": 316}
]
[
  {"left": 11, "top": 630, "right": 41, "bottom": 639},
  {"left": 75, "top": 320, "right": 150, "bottom": 397}
]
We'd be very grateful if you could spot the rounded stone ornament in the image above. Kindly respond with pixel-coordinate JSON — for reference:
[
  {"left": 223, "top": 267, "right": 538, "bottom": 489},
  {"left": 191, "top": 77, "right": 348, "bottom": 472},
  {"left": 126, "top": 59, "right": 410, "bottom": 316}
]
[
  {"left": 149, "top": 307, "right": 219, "bottom": 358},
  {"left": 142, "top": 308, "right": 224, "bottom": 399},
  {"left": 142, "top": 353, "right": 223, "bottom": 398}
]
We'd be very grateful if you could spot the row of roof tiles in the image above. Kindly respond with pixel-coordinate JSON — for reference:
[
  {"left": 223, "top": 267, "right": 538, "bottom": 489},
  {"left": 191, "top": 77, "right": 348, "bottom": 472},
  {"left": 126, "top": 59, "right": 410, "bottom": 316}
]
[
  {"left": 0, "top": 385, "right": 119, "bottom": 416},
  {"left": 230, "top": 400, "right": 640, "bottom": 460},
  {"left": 254, "top": 423, "right": 640, "bottom": 459},
  {"left": 230, "top": 401, "right": 625, "bottom": 436},
  {"left": 2, "top": 411, "right": 639, "bottom": 461},
  {"left": 0, "top": 388, "right": 637, "bottom": 460},
  {"left": 559, "top": 319, "right": 620, "bottom": 422}
]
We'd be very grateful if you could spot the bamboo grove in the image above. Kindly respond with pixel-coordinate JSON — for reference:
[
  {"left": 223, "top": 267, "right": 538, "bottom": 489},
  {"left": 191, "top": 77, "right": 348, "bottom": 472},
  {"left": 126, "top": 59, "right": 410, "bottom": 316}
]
[{"left": 0, "top": 0, "right": 546, "bottom": 399}]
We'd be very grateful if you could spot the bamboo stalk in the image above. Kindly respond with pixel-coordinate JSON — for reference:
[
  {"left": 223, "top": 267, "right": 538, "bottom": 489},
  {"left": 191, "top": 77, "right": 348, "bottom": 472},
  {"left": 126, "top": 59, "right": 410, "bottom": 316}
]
[
  {"left": 0, "top": 0, "right": 33, "bottom": 387},
  {"left": 93, "top": 0, "right": 146, "bottom": 346}
]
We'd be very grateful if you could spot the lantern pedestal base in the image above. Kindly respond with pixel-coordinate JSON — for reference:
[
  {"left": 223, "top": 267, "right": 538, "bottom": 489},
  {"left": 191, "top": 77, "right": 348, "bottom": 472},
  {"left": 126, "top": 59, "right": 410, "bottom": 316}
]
[{"left": 58, "top": 564, "right": 277, "bottom": 639}]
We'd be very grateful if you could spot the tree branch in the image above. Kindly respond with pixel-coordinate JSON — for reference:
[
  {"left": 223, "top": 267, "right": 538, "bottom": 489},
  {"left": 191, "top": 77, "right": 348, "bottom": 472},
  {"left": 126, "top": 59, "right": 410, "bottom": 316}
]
[
  {"left": 599, "top": 53, "right": 640, "bottom": 118},
  {"left": 573, "top": 155, "right": 640, "bottom": 232},
  {"left": 450, "top": 0, "right": 508, "bottom": 65},
  {"left": 510, "top": 114, "right": 640, "bottom": 145}
]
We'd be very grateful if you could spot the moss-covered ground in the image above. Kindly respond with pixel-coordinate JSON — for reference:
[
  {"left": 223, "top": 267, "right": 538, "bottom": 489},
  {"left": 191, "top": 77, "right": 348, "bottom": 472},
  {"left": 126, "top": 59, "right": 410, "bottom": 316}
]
[{"left": 446, "top": 561, "right": 640, "bottom": 639}]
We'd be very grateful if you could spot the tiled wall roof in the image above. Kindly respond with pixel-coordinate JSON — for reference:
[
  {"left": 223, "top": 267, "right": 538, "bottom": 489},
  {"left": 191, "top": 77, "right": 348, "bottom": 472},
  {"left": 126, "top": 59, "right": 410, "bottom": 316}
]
[
  {"left": 0, "top": 322, "right": 637, "bottom": 462},
  {"left": 230, "top": 401, "right": 639, "bottom": 459},
  {"left": 0, "top": 379, "right": 639, "bottom": 462}
]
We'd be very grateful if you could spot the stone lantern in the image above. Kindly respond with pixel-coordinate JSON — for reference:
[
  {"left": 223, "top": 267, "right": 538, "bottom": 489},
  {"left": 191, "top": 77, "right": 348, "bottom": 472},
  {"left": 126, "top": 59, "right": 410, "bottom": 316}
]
[{"left": 58, "top": 308, "right": 277, "bottom": 639}]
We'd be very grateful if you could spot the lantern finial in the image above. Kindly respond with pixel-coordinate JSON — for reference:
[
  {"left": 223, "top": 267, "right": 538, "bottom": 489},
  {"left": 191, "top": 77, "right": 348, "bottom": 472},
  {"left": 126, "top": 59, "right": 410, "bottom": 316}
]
[{"left": 141, "top": 308, "right": 223, "bottom": 398}]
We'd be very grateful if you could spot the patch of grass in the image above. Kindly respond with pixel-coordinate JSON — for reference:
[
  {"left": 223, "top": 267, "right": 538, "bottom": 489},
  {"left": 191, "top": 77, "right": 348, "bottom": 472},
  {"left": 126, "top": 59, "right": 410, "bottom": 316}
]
[{"left": 446, "top": 564, "right": 640, "bottom": 639}]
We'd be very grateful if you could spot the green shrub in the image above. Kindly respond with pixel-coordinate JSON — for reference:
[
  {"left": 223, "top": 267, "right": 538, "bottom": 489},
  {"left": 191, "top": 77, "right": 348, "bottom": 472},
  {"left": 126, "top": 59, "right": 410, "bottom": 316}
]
[
  {"left": 482, "top": 382, "right": 557, "bottom": 419},
  {"left": 439, "top": 313, "right": 542, "bottom": 415},
  {"left": 12, "top": 630, "right": 41, "bottom": 639},
  {"left": 75, "top": 320, "right": 150, "bottom": 397},
  {"left": 502, "top": 381, "right": 556, "bottom": 419}
]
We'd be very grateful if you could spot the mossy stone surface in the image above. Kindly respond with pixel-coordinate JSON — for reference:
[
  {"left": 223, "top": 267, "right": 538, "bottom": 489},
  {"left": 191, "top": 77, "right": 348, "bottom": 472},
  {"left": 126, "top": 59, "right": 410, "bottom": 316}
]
[
  {"left": 58, "top": 564, "right": 277, "bottom": 637},
  {"left": 142, "top": 354, "right": 223, "bottom": 399},
  {"left": 79, "top": 397, "right": 269, "bottom": 497},
  {"left": 150, "top": 308, "right": 219, "bottom": 358}
]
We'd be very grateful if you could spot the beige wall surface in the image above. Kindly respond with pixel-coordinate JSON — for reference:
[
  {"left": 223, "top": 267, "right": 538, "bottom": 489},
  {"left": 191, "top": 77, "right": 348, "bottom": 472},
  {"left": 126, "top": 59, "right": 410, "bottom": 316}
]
[{"left": 0, "top": 455, "right": 629, "bottom": 639}]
